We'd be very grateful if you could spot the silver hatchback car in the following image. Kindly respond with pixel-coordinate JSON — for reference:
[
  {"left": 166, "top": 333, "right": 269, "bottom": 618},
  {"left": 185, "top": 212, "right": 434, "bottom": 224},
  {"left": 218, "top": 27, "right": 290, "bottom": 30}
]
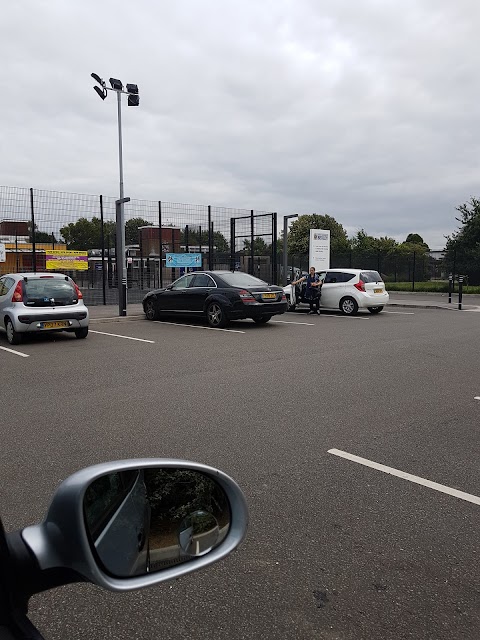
[{"left": 0, "top": 272, "right": 89, "bottom": 345}]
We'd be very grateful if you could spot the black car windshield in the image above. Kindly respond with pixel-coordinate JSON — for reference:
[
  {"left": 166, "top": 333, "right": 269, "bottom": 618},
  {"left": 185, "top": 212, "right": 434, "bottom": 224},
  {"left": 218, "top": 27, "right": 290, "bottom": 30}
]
[
  {"left": 24, "top": 278, "right": 78, "bottom": 306},
  {"left": 361, "top": 271, "right": 383, "bottom": 283},
  {"left": 219, "top": 273, "right": 268, "bottom": 288}
]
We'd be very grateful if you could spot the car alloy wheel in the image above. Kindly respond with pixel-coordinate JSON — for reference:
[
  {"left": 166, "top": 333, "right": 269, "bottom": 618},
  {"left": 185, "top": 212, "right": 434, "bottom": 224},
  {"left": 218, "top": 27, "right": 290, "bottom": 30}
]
[
  {"left": 339, "top": 297, "right": 359, "bottom": 316},
  {"left": 145, "top": 299, "right": 159, "bottom": 321},
  {"left": 6, "top": 319, "right": 22, "bottom": 345},
  {"left": 207, "top": 302, "right": 227, "bottom": 328}
]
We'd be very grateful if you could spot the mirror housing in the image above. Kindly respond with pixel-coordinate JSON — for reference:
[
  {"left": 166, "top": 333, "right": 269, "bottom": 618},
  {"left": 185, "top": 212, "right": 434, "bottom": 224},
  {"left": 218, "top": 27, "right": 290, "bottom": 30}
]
[{"left": 20, "top": 459, "right": 248, "bottom": 593}]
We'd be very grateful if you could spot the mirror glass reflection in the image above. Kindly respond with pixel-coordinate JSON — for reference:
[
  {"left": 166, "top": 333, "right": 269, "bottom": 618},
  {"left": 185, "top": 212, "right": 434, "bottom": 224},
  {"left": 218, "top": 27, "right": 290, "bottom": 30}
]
[{"left": 83, "top": 468, "right": 231, "bottom": 577}]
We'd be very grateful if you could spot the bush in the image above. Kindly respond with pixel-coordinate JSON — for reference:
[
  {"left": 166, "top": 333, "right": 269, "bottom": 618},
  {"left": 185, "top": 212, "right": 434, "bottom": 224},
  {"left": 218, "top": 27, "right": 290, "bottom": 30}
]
[{"left": 385, "top": 281, "right": 480, "bottom": 294}]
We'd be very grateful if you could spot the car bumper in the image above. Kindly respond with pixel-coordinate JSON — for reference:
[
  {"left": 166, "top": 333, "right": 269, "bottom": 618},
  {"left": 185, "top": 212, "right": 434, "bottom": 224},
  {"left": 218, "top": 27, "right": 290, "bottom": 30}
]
[
  {"left": 228, "top": 301, "right": 288, "bottom": 319},
  {"left": 357, "top": 293, "right": 389, "bottom": 308},
  {"left": 12, "top": 309, "right": 89, "bottom": 333}
]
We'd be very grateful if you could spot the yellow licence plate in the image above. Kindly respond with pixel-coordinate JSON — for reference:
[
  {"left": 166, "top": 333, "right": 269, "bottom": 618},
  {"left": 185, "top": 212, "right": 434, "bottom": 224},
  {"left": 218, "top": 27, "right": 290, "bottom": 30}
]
[
  {"left": 42, "top": 321, "right": 69, "bottom": 329},
  {"left": 374, "top": 288, "right": 383, "bottom": 294},
  {"left": 262, "top": 293, "right": 276, "bottom": 299}
]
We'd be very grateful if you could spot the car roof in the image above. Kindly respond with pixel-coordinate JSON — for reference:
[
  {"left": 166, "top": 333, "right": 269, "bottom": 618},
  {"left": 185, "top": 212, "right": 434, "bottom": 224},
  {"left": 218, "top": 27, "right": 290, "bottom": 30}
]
[
  {"left": 2, "top": 272, "right": 70, "bottom": 279},
  {"left": 319, "top": 268, "right": 378, "bottom": 273}
]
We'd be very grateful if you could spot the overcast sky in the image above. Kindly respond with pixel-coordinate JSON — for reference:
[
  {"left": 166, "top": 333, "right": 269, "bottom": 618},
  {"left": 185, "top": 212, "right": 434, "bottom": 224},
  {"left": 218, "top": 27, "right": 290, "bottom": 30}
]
[{"left": 2, "top": 0, "right": 480, "bottom": 248}]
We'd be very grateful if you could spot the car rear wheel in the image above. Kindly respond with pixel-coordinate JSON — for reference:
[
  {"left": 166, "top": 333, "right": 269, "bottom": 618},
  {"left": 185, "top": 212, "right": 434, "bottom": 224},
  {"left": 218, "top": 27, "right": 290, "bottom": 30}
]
[
  {"left": 207, "top": 302, "right": 227, "bottom": 328},
  {"left": 75, "top": 327, "right": 89, "bottom": 339},
  {"left": 339, "top": 297, "right": 359, "bottom": 316},
  {"left": 253, "top": 316, "right": 272, "bottom": 324},
  {"left": 368, "top": 306, "right": 384, "bottom": 314},
  {"left": 144, "top": 299, "right": 160, "bottom": 321},
  {"left": 6, "top": 319, "right": 22, "bottom": 345}
]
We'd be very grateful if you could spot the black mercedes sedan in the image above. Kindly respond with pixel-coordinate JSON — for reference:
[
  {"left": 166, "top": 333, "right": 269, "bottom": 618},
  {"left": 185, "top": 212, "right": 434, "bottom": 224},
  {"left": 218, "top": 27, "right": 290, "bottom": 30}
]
[{"left": 142, "top": 271, "right": 288, "bottom": 328}]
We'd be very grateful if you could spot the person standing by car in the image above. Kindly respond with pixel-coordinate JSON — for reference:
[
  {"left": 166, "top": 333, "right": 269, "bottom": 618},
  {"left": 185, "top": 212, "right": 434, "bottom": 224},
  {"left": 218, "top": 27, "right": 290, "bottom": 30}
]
[{"left": 292, "top": 267, "right": 323, "bottom": 314}]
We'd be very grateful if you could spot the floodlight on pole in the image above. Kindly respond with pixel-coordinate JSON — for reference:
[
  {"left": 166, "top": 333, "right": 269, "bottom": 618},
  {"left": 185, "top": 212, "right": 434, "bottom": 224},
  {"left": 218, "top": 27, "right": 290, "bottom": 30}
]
[{"left": 91, "top": 71, "right": 140, "bottom": 316}]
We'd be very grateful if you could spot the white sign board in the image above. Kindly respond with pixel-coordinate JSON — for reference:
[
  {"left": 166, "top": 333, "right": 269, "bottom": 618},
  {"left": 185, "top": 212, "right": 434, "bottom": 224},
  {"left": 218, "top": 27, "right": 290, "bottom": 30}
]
[
  {"left": 309, "top": 230, "right": 330, "bottom": 271},
  {"left": 0, "top": 243, "right": 6, "bottom": 263}
]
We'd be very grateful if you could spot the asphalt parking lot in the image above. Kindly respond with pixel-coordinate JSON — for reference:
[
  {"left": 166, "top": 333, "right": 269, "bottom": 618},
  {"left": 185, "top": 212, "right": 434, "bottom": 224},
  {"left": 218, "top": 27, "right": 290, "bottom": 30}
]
[{"left": 1, "top": 305, "right": 479, "bottom": 640}]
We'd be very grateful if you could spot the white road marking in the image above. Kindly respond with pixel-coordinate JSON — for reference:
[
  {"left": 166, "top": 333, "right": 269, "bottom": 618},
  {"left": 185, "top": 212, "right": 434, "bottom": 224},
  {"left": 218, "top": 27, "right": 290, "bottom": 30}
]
[
  {"left": 0, "top": 345, "right": 30, "bottom": 358},
  {"left": 328, "top": 448, "right": 480, "bottom": 506},
  {"left": 474, "top": 396, "right": 480, "bottom": 401},
  {"left": 91, "top": 314, "right": 145, "bottom": 321},
  {"left": 321, "top": 314, "right": 370, "bottom": 320},
  {"left": 272, "top": 320, "right": 315, "bottom": 326},
  {"left": 383, "top": 311, "right": 415, "bottom": 315},
  {"left": 89, "top": 330, "right": 155, "bottom": 343},
  {"left": 153, "top": 321, "right": 245, "bottom": 334}
]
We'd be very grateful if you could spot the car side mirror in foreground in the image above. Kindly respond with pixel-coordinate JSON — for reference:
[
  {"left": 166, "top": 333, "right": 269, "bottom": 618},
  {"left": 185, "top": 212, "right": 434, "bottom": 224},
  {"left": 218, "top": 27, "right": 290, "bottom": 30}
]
[{"left": 12, "top": 460, "right": 248, "bottom": 594}]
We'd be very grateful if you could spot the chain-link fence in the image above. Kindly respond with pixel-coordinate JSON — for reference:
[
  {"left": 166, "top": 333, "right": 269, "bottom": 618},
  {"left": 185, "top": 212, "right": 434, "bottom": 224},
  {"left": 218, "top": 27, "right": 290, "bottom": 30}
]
[{"left": 0, "top": 186, "right": 277, "bottom": 305}]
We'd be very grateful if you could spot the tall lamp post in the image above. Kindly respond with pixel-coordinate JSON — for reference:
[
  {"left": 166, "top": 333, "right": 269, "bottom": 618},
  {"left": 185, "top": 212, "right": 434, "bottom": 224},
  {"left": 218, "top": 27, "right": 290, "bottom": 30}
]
[
  {"left": 91, "top": 73, "right": 139, "bottom": 316},
  {"left": 283, "top": 214, "right": 298, "bottom": 284}
]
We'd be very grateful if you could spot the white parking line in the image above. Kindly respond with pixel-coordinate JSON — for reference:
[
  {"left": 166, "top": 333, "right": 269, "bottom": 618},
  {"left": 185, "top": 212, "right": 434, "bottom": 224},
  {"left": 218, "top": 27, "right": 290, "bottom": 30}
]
[
  {"left": 474, "top": 396, "right": 480, "bottom": 401},
  {"left": 383, "top": 311, "right": 415, "bottom": 315},
  {"left": 272, "top": 320, "right": 315, "bottom": 326},
  {"left": 321, "top": 314, "right": 370, "bottom": 320},
  {"left": 0, "top": 345, "right": 30, "bottom": 358},
  {"left": 153, "top": 321, "right": 245, "bottom": 334},
  {"left": 89, "top": 330, "right": 155, "bottom": 343},
  {"left": 328, "top": 448, "right": 480, "bottom": 506},
  {"left": 91, "top": 315, "right": 145, "bottom": 321}
]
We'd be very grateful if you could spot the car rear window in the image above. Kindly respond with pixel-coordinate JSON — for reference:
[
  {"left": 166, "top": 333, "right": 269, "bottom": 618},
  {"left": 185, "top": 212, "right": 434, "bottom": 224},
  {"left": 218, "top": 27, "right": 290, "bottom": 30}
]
[
  {"left": 219, "top": 273, "right": 267, "bottom": 287},
  {"left": 24, "top": 278, "right": 78, "bottom": 306},
  {"left": 361, "top": 271, "right": 383, "bottom": 283}
]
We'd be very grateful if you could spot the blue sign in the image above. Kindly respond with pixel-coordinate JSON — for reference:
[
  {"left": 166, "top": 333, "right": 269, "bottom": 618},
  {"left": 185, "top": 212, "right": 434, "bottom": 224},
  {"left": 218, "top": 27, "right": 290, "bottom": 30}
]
[{"left": 165, "top": 253, "right": 202, "bottom": 268}]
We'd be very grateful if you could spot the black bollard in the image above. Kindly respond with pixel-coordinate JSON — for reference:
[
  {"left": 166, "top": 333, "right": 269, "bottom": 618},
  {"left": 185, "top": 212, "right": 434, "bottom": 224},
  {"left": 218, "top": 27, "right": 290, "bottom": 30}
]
[
  {"left": 458, "top": 276, "right": 463, "bottom": 310},
  {"left": 448, "top": 273, "right": 453, "bottom": 304}
]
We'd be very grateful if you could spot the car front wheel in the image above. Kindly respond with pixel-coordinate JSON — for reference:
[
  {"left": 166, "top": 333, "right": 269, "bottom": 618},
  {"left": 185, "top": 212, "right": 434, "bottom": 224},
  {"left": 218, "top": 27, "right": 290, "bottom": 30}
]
[
  {"left": 206, "top": 302, "right": 228, "bottom": 328},
  {"left": 6, "top": 319, "right": 22, "bottom": 345},
  {"left": 75, "top": 327, "right": 89, "bottom": 339},
  {"left": 339, "top": 297, "right": 359, "bottom": 316},
  {"left": 368, "top": 306, "right": 384, "bottom": 314},
  {"left": 144, "top": 299, "right": 160, "bottom": 321}
]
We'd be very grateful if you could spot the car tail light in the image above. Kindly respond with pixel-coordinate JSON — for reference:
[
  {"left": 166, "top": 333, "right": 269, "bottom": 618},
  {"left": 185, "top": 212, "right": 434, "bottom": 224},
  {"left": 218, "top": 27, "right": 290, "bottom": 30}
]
[
  {"left": 238, "top": 289, "right": 256, "bottom": 303},
  {"left": 12, "top": 281, "right": 23, "bottom": 302},
  {"left": 72, "top": 281, "right": 83, "bottom": 299},
  {"left": 354, "top": 280, "right": 366, "bottom": 292}
]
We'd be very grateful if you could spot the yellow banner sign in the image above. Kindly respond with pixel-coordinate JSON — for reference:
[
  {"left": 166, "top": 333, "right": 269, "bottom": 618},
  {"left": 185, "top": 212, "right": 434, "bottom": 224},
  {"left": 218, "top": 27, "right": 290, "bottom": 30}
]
[{"left": 46, "top": 250, "right": 88, "bottom": 271}]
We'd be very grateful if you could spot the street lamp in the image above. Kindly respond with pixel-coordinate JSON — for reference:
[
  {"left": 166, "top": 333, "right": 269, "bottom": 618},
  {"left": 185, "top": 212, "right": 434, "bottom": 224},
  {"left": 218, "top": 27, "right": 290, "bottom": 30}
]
[
  {"left": 283, "top": 214, "right": 298, "bottom": 284},
  {"left": 91, "top": 72, "right": 139, "bottom": 316}
]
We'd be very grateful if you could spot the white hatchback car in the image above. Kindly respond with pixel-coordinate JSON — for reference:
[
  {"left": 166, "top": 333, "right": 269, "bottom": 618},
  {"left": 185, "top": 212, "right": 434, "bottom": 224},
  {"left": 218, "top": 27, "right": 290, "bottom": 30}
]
[
  {"left": 0, "top": 272, "right": 89, "bottom": 344},
  {"left": 283, "top": 268, "right": 389, "bottom": 315}
]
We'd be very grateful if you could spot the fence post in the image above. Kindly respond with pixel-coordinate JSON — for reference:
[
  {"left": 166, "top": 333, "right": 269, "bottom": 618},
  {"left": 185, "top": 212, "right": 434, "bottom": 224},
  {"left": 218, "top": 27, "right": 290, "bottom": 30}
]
[
  {"left": 448, "top": 273, "right": 453, "bottom": 303},
  {"left": 99, "top": 195, "right": 107, "bottom": 305},
  {"left": 208, "top": 205, "right": 213, "bottom": 270},
  {"left": 452, "top": 248, "right": 456, "bottom": 292},
  {"left": 272, "top": 212, "right": 277, "bottom": 284},
  {"left": 185, "top": 224, "right": 189, "bottom": 254},
  {"left": 250, "top": 209, "right": 254, "bottom": 275},
  {"left": 230, "top": 217, "right": 235, "bottom": 271},
  {"left": 158, "top": 201, "right": 163, "bottom": 288},
  {"left": 30, "top": 188, "right": 36, "bottom": 273},
  {"left": 412, "top": 251, "right": 416, "bottom": 292}
]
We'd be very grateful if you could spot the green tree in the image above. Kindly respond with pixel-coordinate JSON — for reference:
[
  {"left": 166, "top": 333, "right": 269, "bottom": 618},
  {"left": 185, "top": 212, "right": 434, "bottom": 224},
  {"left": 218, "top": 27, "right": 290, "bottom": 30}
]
[
  {"left": 287, "top": 214, "right": 349, "bottom": 256},
  {"left": 444, "top": 196, "right": 480, "bottom": 284},
  {"left": 242, "top": 236, "right": 271, "bottom": 255},
  {"left": 125, "top": 218, "right": 152, "bottom": 245},
  {"left": 179, "top": 227, "right": 230, "bottom": 253},
  {"left": 404, "top": 233, "right": 430, "bottom": 251},
  {"left": 27, "top": 223, "right": 58, "bottom": 244},
  {"left": 60, "top": 217, "right": 116, "bottom": 250}
]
